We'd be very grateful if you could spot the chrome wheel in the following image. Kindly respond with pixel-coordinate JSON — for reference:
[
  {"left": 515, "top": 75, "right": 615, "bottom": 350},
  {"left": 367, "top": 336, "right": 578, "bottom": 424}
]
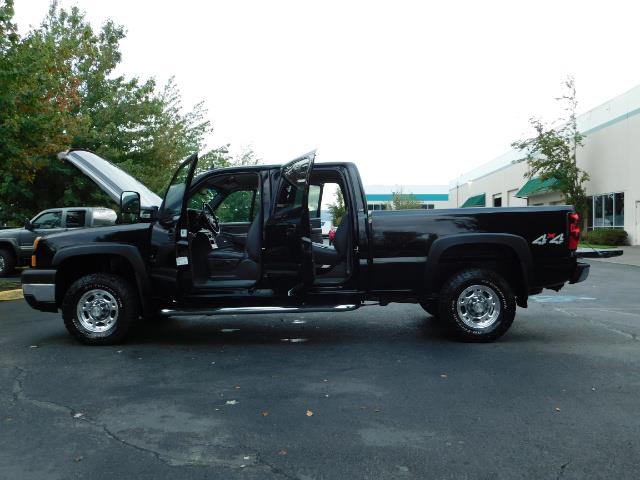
[
  {"left": 456, "top": 284, "right": 501, "bottom": 329},
  {"left": 0, "top": 256, "right": 5, "bottom": 273},
  {"left": 76, "top": 289, "right": 119, "bottom": 333}
]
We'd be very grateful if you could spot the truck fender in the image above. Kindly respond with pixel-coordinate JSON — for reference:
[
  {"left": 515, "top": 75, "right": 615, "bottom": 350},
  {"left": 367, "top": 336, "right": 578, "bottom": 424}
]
[
  {"left": 424, "top": 233, "right": 533, "bottom": 305},
  {"left": 52, "top": 243, "right": 153, "bottom": 316}
]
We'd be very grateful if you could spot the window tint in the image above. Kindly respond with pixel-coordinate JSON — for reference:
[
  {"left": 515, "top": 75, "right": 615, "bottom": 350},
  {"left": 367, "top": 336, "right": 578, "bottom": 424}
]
[
  {"left": 66, "top": 210, "right": 86, "bottom": 228},
  {"left": 32, "top": 211, "right": 62, "bottom": 229},
  {"left": 275, "top": 157, "right": 311, "bottom": 218},
  {"left": 163, "top": 156, "right": 197, "bottom": 217}
]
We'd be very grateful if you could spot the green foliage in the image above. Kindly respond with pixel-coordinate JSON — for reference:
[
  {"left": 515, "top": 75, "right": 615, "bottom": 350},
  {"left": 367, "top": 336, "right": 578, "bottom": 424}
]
[
  {"left": 327, "top": 189, "right": 345, "bottom": 226},
  {"left": 582, "top": 229, "right": 628, "bottom": 246},
  {"left": 392, "top": 187, "right": 421, "bottom": 209},
  {"left": 511, "top": 77, "right": 590, "bottom": 222},
  {"left": 0, "top": 2, "right": 212, "bottom": 224}
]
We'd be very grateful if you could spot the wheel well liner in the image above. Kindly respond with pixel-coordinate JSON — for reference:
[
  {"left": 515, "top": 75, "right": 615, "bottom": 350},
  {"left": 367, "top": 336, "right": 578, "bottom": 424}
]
[{"left": 52, "top": 244, "right": 153, "bottom": 316}]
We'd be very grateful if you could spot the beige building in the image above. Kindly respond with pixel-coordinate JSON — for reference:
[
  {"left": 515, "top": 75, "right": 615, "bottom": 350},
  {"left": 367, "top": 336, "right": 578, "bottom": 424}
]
[{"left": 449, "top": 84, "right": 640, "bottom": 245}]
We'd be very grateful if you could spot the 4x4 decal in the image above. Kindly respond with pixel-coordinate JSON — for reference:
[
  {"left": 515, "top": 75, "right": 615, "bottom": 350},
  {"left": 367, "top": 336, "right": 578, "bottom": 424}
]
[{"left": 532, "top": 233, "right": 564, "bottom": 246}]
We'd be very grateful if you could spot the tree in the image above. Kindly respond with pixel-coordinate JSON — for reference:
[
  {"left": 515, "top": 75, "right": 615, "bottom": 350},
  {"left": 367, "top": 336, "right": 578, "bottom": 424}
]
[
  {"left": 511, "top": 77, "right": 590, "bottom": 222},
  {"left": 327, "top": 189, "right": 345, "bottom": 226},
  {"left": 0, "top": 2, "right": 213, "bottom": 224},
  {"left": 392, "top": 187, "right": 421, "bottom": 209}
]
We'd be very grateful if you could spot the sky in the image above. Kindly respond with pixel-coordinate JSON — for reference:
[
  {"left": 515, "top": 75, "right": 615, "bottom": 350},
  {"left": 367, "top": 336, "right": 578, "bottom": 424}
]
[{"left": 13, "top": 0, "right": 640, "bottom": 186}]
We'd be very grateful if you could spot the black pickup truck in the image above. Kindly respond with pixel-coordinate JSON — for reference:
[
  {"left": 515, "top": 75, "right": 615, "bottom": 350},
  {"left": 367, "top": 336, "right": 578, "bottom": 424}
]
[{"left": 22, "top": 149, "right": 590, "bottom": 345}]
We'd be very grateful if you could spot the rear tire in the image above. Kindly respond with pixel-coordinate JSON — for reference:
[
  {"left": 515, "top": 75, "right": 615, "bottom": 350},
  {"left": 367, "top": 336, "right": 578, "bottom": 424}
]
[
  {"left": 438, "top": 268, "right": 515, "bottom": 342},
  {"left": 62, "top": 273, "right": 139, "bottom": 345},
  {"left": 0, "top": 249, "right": 16, "bottom": 277}
]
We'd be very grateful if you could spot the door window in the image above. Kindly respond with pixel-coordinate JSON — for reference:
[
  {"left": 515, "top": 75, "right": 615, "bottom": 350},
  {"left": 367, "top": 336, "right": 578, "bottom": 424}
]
[
  {"left": 66, "top": 210, "right": 86, "bottom": 228},
  {"left": 32, "top": 211, "right": 62, "bottom": 229},
  {"left": 162, "top": 154, "right": 198, "bottom": 218}
]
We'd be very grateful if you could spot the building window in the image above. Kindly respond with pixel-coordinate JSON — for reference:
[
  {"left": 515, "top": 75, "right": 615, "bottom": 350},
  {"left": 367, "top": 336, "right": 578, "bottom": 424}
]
[
  {"left": 589, "top": 193, "right": 624, "bottom": 229},
  {"left": 493, "top": 194, "right": 502, "bottom": 207},
  {"left": 420, "top": 204, "right": 434, "bottom": 210}
]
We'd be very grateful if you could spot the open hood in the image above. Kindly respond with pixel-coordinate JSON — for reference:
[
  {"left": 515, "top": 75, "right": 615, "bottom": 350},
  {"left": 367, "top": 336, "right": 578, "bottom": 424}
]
[{"left": 59, "top": 150, "right": 162, "bottom": 209}]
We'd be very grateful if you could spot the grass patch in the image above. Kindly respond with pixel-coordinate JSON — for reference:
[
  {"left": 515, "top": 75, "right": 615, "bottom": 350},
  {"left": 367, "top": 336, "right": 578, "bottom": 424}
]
[{"left": 0, "top": 278, "right": 20, "bottom": 292}]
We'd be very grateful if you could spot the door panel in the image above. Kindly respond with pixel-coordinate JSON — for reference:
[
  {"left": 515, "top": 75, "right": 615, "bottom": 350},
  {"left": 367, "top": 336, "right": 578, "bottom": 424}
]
[{"left": 263, "top": 151, "right": 316, "bottom": 293}]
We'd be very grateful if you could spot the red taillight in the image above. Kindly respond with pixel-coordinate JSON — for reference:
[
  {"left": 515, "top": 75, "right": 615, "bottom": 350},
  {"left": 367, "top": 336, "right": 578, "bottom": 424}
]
[{"left": 568, "top": 212, "right": 580, "bottom": 251}]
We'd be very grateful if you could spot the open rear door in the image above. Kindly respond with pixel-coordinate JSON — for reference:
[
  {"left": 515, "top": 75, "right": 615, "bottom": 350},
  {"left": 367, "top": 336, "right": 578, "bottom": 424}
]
[{"left": 263, "top": 151, "right": 316, "bottom": 295}]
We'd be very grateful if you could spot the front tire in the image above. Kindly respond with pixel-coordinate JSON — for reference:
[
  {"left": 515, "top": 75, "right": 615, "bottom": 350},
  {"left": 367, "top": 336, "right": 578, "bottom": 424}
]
[
  {"left": 62, "top": 273, "right": 139, "bottom": 345},
  {"left": 0, "top": 249, "right": 16, "bottom": 277},
  {"left": 419, "top": 300, "right": 439, "bottom": 318},
  {"left": 438, "top": 268, "right": 515, "bottom": 342}
]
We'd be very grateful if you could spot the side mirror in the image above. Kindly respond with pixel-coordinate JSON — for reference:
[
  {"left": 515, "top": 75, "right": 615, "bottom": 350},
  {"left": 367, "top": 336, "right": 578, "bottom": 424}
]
[
  {"left": 24, "top": 218, "right": 33, "bottom": 230},
  {"left": 120, "top": 191, "right": 141, "bottom": 223}
]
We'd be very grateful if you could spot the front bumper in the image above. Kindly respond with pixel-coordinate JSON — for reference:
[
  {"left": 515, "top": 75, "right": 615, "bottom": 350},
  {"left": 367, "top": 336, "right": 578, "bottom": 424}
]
[
  {"left": 569, "top": 262, "right": 590, "bottom": 284},
  {"left": 21, "top": 269, "right": 57, "bottom": 312}
]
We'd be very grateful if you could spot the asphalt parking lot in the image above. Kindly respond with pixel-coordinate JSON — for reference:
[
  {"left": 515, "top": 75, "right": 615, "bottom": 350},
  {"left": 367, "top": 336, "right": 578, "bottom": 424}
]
[{"left": 1, "top": 260, "right": 639, "bottom": 480}]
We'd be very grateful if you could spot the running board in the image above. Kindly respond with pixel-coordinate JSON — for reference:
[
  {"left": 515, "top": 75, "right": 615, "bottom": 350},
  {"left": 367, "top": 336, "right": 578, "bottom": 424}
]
[{"left": 159, "top": 304, "right": 360, "bottom": 317}]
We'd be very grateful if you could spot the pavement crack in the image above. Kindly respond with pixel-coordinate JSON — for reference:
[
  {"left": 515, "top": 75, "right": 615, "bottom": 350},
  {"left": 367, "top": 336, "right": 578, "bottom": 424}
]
[
  {"left": 556, "top": 460, "right": 571, "bottom": 480},
  {"left": 10, "top": 366, "right": 169, "bottom": 465},
  {"left": 239, "top": 443, "right": 298, "bottom": 480}
]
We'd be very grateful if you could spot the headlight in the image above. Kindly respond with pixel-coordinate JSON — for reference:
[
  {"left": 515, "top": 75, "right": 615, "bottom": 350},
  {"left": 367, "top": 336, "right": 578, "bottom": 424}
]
[{"left": 31, "top": 236, "right": 41, "bottom": 267}]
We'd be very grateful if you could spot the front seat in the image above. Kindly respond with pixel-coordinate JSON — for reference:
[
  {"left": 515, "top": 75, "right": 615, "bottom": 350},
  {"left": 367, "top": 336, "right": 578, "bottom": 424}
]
[{"left": 206, "top": 211, "right": 262, "bottom": 284}]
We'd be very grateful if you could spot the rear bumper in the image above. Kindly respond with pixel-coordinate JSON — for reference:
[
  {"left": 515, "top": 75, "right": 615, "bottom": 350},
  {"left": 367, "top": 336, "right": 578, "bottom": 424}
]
[
  {"left": 569, "top": 262, "right": 590, "bottom": 284},
  {"left": 21, "top": 269, "right": 57, "bottom": 312}
]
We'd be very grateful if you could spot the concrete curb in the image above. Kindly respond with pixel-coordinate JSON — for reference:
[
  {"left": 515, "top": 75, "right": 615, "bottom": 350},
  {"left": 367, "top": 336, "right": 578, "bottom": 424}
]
[{"left": 0, "top": 289, "right": 23, "bottom": 301}]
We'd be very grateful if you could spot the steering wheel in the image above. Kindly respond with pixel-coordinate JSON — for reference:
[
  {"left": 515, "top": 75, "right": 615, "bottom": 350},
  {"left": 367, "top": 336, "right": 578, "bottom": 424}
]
[{"left": 201, "top": 203, "right": 220, "bottom": 235}]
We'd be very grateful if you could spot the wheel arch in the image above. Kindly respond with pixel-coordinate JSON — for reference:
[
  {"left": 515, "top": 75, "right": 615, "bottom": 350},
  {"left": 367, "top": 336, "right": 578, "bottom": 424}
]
[
  {"left": 52, "top": 244, "right": 153, "bottom": 316},
  {"left": 424, "top": 234, "right": 533, "bottom": 308},
  {"left": 0, "top": 239, "right": 19, "bottom": 258}
]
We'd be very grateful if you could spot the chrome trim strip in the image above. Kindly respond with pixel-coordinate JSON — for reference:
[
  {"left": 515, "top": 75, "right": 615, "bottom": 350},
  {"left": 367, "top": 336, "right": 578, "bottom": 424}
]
[
  {"left": 372, "top": 256, "right": 427, "bottom": 264},
  {"left": 159, "top": 304, "right": 359, "bottom": 317},
  {"left": 22, "top": 283, "right": 55, "bottom": 303}
]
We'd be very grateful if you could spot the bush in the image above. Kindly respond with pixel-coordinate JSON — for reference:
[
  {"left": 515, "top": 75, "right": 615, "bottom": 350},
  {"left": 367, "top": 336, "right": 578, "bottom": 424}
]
[{"left": 582, "top": 229, "right": 629, "bottom": 246}]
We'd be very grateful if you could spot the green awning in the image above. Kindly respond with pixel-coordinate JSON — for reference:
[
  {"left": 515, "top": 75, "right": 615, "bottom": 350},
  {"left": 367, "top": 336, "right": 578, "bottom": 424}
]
[
  {"left": 515, "top": 176, "right": 562, "bottom": 198},
  {"left": 461, "top": 193, "right": 486, "bottom": 208}
]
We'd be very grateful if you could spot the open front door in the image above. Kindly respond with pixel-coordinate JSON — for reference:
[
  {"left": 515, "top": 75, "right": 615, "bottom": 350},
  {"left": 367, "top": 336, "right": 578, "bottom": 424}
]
[
  {"left": 263, "top": 151, "right": 316, "bottom": 295},
  {"left": 148, "top": 153, "right": 200, "bottom": 295}
]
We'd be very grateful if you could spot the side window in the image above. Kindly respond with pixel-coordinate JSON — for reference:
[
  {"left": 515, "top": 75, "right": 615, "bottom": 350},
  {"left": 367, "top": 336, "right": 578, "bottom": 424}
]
[
  {"left": 66, "top": 210, "right": 86, "bottom": 228},
  {"left": 32, "top": 211, "right": 62, "bottom": 229},
  {"left": 217, "top": 190, "right": 259, "bottom": 223},
  {"left": 274, "top": 157, "right": 311, "bottom": 218}
]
